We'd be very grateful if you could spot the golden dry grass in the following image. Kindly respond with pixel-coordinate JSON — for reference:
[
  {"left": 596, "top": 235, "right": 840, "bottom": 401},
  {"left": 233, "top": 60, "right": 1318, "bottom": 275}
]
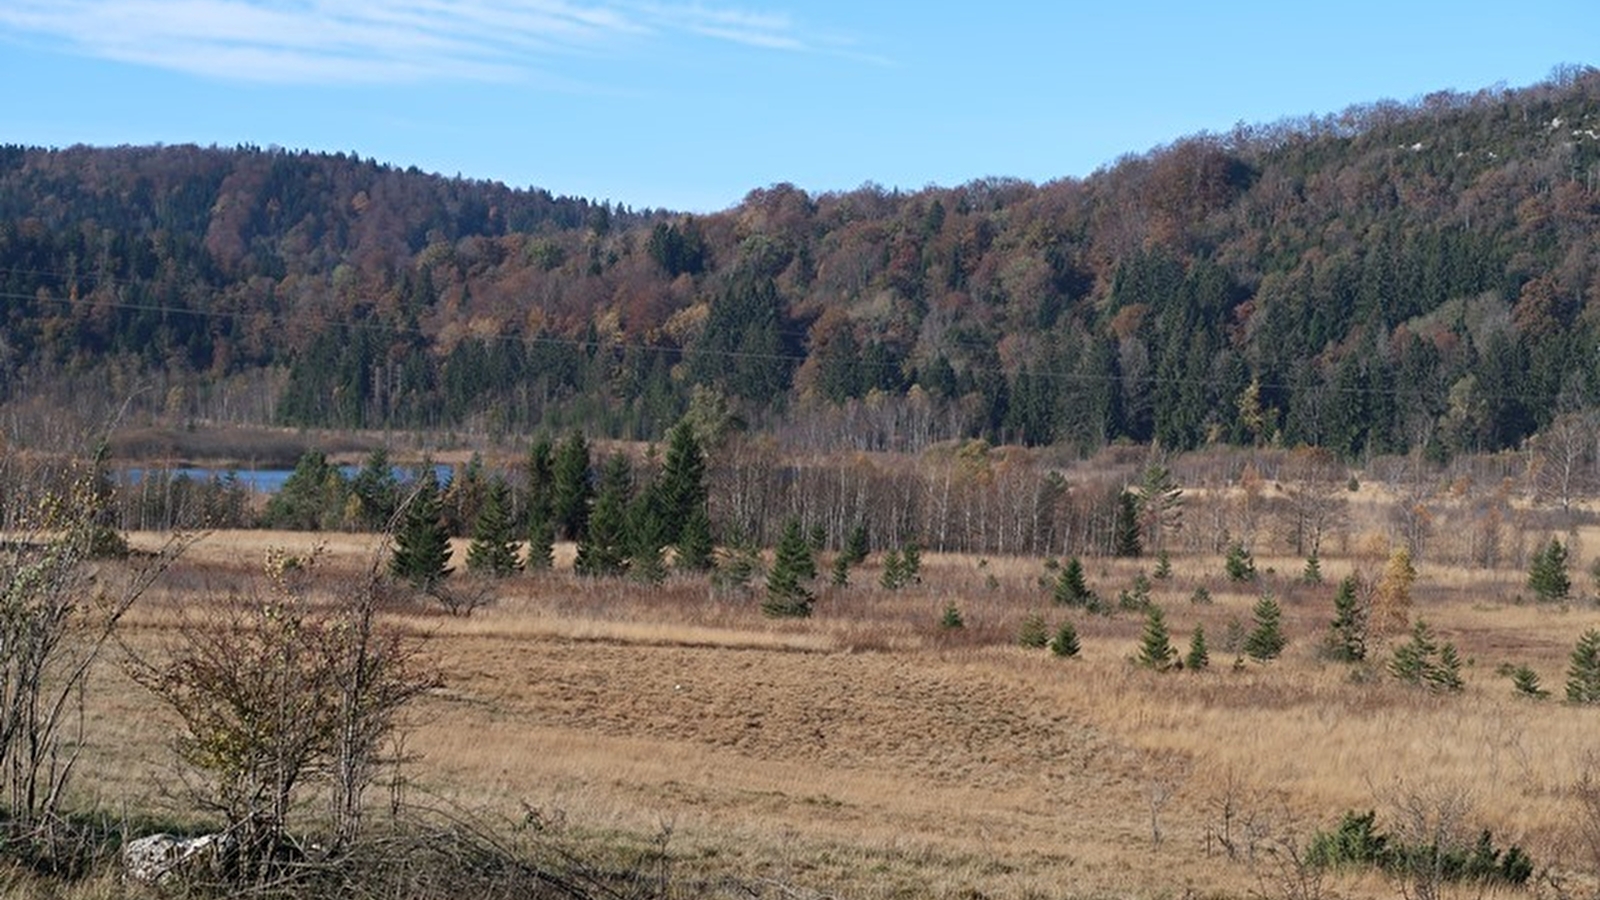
[{"left": 70, "top": 526, "right": 1600, "bottom": 899}]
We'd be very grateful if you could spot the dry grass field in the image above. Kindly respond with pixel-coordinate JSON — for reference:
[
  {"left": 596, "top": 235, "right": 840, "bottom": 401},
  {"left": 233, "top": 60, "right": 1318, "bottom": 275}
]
[{"left": 66, "top": 487, "right": 1600, "bottom": 900}]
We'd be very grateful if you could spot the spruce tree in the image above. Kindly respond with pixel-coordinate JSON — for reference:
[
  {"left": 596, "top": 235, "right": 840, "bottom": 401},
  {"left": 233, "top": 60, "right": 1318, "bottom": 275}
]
[
  {"left": 551, "top": 431, "right": 593, "bottom": 541},
  {"left": 1302, "top": 553, "right": 1323, "bottom": 584},
  {"left": 1388, "top": 620, "right": 1464, "bottom": 693},
  {"left": 526, "top": 518, "right": 555, "bottom": 571},
  {"left": 1114, "top": 490, "right": 1143, "bottom": 557},
  {"left": 940, "top": 602, "right": 965, "bottom": 630},
  {"left": 901, "top": 542, "right": 922, "bottom": 584},
  {"left": 1051, "top": 621, "right": 1081, "bottom": 658},
  {"left": 1326, "top": 575, "right": 1367, "bottom": 662},
  {"left": 1567, "top": 629, "right": 1600, "bottom": 704},
  {"left": 1153, "top": 550, "right": 1172, "bottom": 581},
  {"left": 658, "top": 420, "right": 708, "bottom": 545},
  {"left": 1225, "top": 541, "right": 1256, "bottom": 582},
  {"left": 842, "top": 521, "right": 870, "bottom": 566},
  {"left": 465, "top": 478, "right": 520, "bottom": 577},
  {"left": 350, "top": 447, "right": 400, "bottom": 530},
  {"left": 1186, "top": 624, "right": 1210, "bottom": 671},
  {"left": 880, "top": 549, "right": 906, "bottom": 590},
  {"left": 1053, "top": 556, "right": 1094, "bottom": 608},
  {"left": 674, "top": 506, "right": 715, "bottom": 573},
  {"left": 1243, "top": 593, "right": 1286, "bottom": 662},
  {"left": 1528, "top": 537, "right": 1572, "bottom": 603},
  {"left": 1137, "top": 605, "right": 1176, "bottom": 671},
  {"left": 764, "top": 519, "right": 815, "bottom": 618},
  {"left": 574, "top": 453, "right": 631, "bottom": 578},
  {"left": 830, "top": 554, "right": 850, "bottom": 587},
  {"left": 390, "top": 470, "right": 452, "bottom": 589},
  {"left": 1508, "top": 664, "right": 1549, "bottom": 699}
]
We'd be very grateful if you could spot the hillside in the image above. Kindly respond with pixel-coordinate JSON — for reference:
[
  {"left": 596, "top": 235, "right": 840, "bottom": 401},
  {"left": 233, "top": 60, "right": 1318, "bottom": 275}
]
[{"left": 3, "top": 66, "right": 1600, "bottom": 457}]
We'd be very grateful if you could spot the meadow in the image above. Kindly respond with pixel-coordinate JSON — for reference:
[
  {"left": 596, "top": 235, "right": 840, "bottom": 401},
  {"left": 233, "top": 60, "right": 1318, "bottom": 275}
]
[{"left": 58, "top": 473, "right": 1600, "bottom": 900}]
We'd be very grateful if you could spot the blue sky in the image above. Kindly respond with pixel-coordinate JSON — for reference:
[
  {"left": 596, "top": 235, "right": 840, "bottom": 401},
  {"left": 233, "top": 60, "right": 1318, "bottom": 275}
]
[{"left": 1, "top": 1, "right": 1595, "bottom": 213}]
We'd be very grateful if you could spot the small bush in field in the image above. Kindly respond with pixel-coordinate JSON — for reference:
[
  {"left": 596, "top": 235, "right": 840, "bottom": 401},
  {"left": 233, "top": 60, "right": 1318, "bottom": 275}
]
[
  {"left": 939, "top": 602, "right": 964, "bottom": 630},
  {"left": 1050, "top": 621, "right": 1080, "bottom": 658}
]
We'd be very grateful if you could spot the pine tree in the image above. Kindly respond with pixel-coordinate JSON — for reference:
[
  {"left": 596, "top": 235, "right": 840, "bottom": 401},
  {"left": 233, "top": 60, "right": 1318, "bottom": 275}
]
[
  {"left": 1243, "top": 593, "right": 1286, "bottom": 662},
  {"left": 940, "top": 602, "right": 965, "bottom": 630},
  {"left": 842, "top": 521, "right": 870, "bottom": 566},
  {"left": 1388, "top": 620, "right": 1464, "bottom": 693},
  {"left": 1113, "top": 490, "right": 1143, "bottom": 557},
  {"left": 350, "top": 447, "right": 400, "bottom": 530},
  {"left": 880, "top": 549, "right": 906, "bottom": 590},
  {"left": 1153, "top": 550, "right": 1172, "bottom": 581},
  {"left": 574, "top": 453, "right": 631, "bottom": 578},
  {"left": 830, "top": 555, "right": 850, "bottom": 587},
  {"left": 390, "top": 470, "right": 452, "bottom": 589},
  {"left": 901, "top": 542, "right": 922, "bottom": 584},
  {"left": 674, "top": 506, "right": 715, "bottom": 573},
  {"left": 551, "top": 431, "right": 593, "bottom": 541},
  {"left": 1137, "top": 605, "right": 1176, "bottom": 671},
  {"left": 1302, "top": 553, "right": 1323, "bottom": 584},
  {"left": 1567, "top": 629, "right": 1600, "bottom": 704},
  {"left": 1528, "top": 537, "right": 1572, "bottom": 603},
  {"left": 1508, "top": 664, "right": 1549, "bottom": 699},
  {"left": 1051, "top": 621, "right": 1081, "bottom": 658},
  {"left": 1326, "top": 575, "right": 1367, "bottom": 662},
  {"left": 465, "top": 478, "right": 520, "bottom": 577},
  {"left": 1186, "top": 624, "right": 1210, "bottom": 671},
  {"left": 1225, "top": 541, "right": 1256, "bottom": 582},
  {"left": 763, "top": 519, "right": 815, "bottom": 618},
  {"left": 1053, "top": 556, "right": 1095, "bottom": 608},
  {"left": 526, "top": 518, "right": 555, "bottom": 571},
  {"left": 657, "top": 420, "right": 708, "bottom": 545}
]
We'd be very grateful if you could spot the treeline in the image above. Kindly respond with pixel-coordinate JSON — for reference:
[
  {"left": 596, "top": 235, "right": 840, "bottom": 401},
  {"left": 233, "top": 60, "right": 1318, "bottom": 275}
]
[{"left": 5, "top": 67, "right": 1600, "bottom": 458}]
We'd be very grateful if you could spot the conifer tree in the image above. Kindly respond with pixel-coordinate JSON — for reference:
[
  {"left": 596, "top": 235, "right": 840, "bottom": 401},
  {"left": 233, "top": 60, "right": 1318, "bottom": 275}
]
[
  {"left": 842, "top": 521, "right": 870, "bottom": 566},
  {"left": 658, "top": 420, "right": 708, "bottom": 546},
  {"left": 1137, "top": 463, "right": 1183, "bottom": 556},
  {"left": 574, "top": 453, "right": 631, "bottom": 578},
  {"left": 1528, "top": 536, "right": 1572, "bottom": 603},
  {"left": 1114, "top": 490, "right": 1143, "bottom": 557},
  {"left": 465, "top": 478, "right": 520, "bottom": 577},
  {"left": 551, "top": 431, "right": 593, "bottom": 541},
  {"left": 830, "top": 554, "right": 850, "bottom": 587},
  {"left": 1326, "top": 575, "right": 1367, "bottom": 662},
  {"left": 1186, "top": 624, "right": 1210, "bottom": 671},
  {"left": 674, "top": 506, "right": 715, "bottom": 573},
  {"left": 764, "top": 519, "right": 815, "bottom": 618},
  {"left": 880, "top": 549, "right": 906, "bottom": 590},
  {"left": 1508, "top": 664, "right": 1548, "bottom": 699},
  {"left": 1225, "top": 541, "right": 1256, "bottom": 582},
  {"left": 1243, "top": 593, "right": 1286, "bottom": 662},
  {"left": 526, "top": 518, "right": 555, "bottom": 571},
  {"left": 1388, "top": 619, "right": 1464, "bottom": 692},
  {"left": 390, "top": 469, "right": 452, "bottom": 589},
  {"left": 940, "top": 602, "right": 965, "bottom": 630},
  {"left": 1302, "top": 553, "right": 1323, "bottom": 584},
  {"left": 1053, "top": 556, "right": 1095, "bottom": 608},
  {"left": 1137, "top": 605, "right": 1176, "bottom": 671},
  {"left": 1051, "top": 621, "right": 1081, "bottom": 658},
  {"left": 1567, "top": 629, "right": 1600, "bottom": 704},
  {"left": 1153, "top": 550, "right": 1172, "bottom": 581}
]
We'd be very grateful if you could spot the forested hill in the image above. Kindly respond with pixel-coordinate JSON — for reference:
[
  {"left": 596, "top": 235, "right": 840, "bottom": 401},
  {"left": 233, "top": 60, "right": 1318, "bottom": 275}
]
[{"left": 4, "top": 66, "right": 1600, "bottom": 459}]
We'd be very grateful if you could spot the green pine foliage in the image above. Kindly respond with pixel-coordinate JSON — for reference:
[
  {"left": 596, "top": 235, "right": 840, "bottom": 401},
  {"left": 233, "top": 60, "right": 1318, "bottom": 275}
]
[
  {"left": 1185, "top": 625, "right": 1209, "bottom": 671},
  {"left": 525, "top": 518, "right": 555, "bottom": 571},
  {"left": 940, "top": 602, "right": 964, "bottom": 630},
  {"left": 574, "top": 453, "right": 632, "bottom": 578},
  {"left": 1137, "top": 605, "right": 1176, "bottom": 671},
  {"left": 1528, "top": 537, "right": 1571, "bottom": 602},
  {"left": 1225, "top": 541, "right": 1256, "bottom": 582},
  {"left": 1506, "top": 664, "right": 1548, "bottom": 699},
  {"left": 1189, "top": 586, "right": 1212, "bottom": 605},
  {"left": 551, "top": 431, "right": 593, "bottom": 541},
  {"left": 1153, "top": 550, "right": 1172, "bottom": 581},
  {"left": 1388, "top": 620, "right": 1464, "bottom": 692},
  {"left": 261, "top": 450, "right": 348, "bottom": 531},
  {"left": 1325, "top": 575, "right": 1368, "bottom": 662},
  {"left": 1050, "top": 621, "right": 1081, "bottom": 658},
  {"left": 1052, "top": 557, "right": 1096, "bottom": 609},
  {"left": 842, "top": 521, "right": 870, "bottom": 566},
  {"left": 389, "top": 470, "right": 453, "bottom": 589},
  {"left": 1302, "top": 553, "right": 1323, "bottom": 584},
  {"left": 1566, "top": 629, "right": 1600, "bottom": 704},
  {"left": 1113, "top": 490, "right": 1142, "bottom": 557},
  {"left": 674, "top": 506, "right": 716, "bottom": 573},
  {"left": 657, "top": 420, "right": 708, "bottom": 546},
  {"left": 1243, "top": 593, "right": 1286, "bottom": 662},
  {"left": 830, "top": 555, "right": 850, "bottom": 587},
  {"left": 763, "top": 519, "right": 815, "bottom": 618},
  {"left": 465, "top": 478, "right": 520, "bottom": 577},
  {"left": 349, "top": 447, "right": 400, "bottom": 530}
]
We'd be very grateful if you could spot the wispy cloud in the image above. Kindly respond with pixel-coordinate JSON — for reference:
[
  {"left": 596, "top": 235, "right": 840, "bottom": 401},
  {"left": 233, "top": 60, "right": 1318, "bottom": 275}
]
[{"left": 0, "top": 0, "right": 844, "bottom": 85}]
